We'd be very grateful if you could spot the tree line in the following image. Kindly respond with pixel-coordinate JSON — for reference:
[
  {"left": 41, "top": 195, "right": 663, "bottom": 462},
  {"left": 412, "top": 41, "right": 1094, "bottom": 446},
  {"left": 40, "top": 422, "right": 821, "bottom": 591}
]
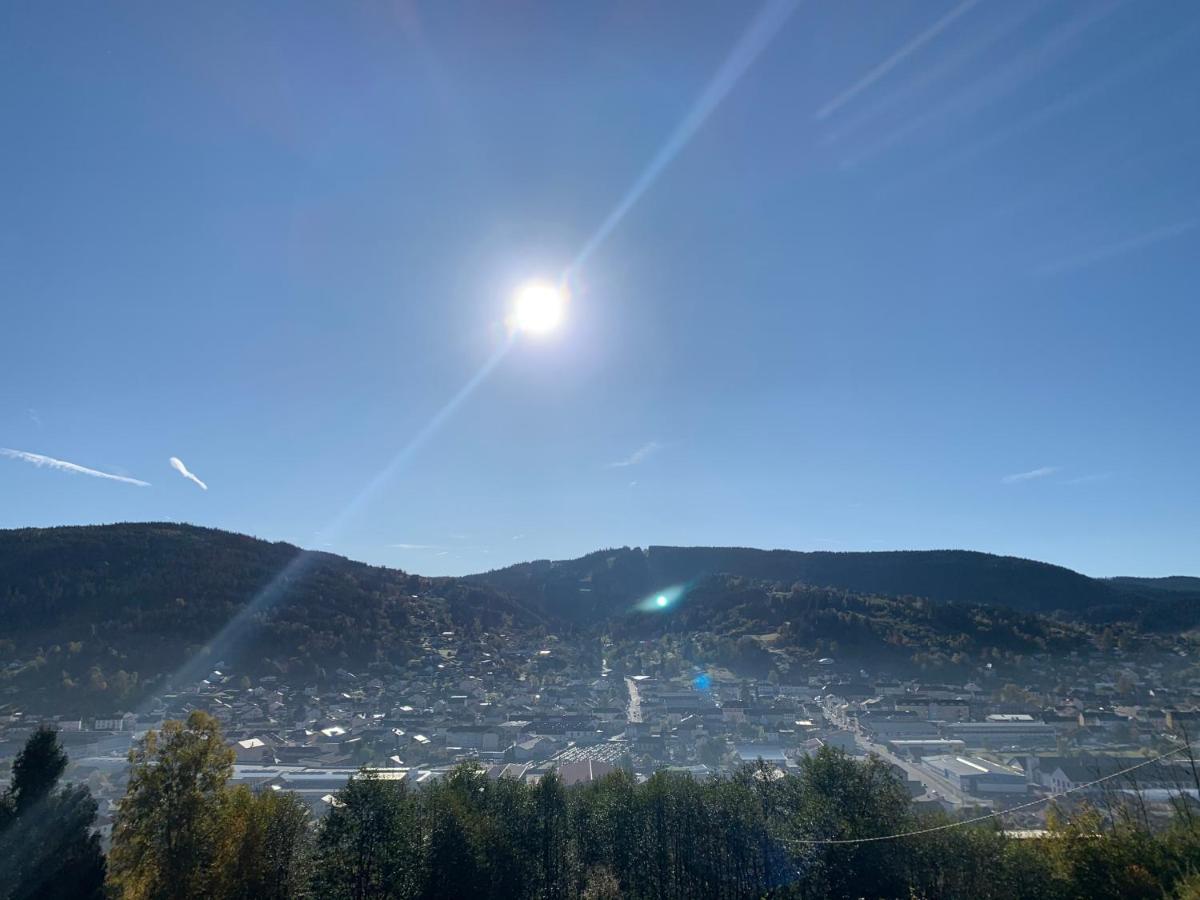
[{"left": 8, "top": 714, "right": 1200, "bottom": 897}]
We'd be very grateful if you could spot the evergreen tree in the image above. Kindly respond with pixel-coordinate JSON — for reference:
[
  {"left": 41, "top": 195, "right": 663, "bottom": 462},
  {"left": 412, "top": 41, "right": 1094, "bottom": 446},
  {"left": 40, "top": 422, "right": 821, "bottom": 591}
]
[
  {"left": 313, "top": 771, "right": 422, "bottom": 900},
  {"left": 0, "top": 728, "right": 106, "bottom": 900},
  {"left": 7, "top": 725, "right": 67, "bottom": 815}
]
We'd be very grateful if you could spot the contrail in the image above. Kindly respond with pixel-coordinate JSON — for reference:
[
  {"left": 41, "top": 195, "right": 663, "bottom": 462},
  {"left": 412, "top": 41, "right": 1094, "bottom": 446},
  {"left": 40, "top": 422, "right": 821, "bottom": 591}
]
[
  {"left": 839, "top": 0, "right": 1124, "bottom": 169},
  {"left": 169, "top": 456, "right": 208, "bottom": 491},
  {"left": 820, "top": 0, "right": 1040, "bottom": 146},
  {"left": 816, "top": 0, "right": 980, "bottom": 120},
  {"left": 876, "top": 17, "right": 1200, "bottom": 194},
  {"left": 569, "top": 0, "right": 800, "bottom": 275},
  {"left": 605, "top": 440, "right": 662, "bottom": 468},
  {"left": 1002, "top": 466, "right": 1059, "bottom": 484},
  {"left": 0, "top": 447, "right": 150, "bottom": 487},
  {"left": 1035, "top": 220, "right": 1196, "bottom": 277}
]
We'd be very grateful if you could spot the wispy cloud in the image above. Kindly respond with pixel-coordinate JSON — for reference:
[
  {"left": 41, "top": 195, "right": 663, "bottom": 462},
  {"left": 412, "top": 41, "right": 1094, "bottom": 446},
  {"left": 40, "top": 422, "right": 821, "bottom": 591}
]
[
  {"left": 169, "top": 456, "right": 208, "bottom": 491},
  {"left": 27, "top": 409, "right": 42, "bottom": 428},
  {"left": 816, "top": 0, "right": 979, "bottom": 120},
  {"left": 884, "top": 20, "right": 1200, "bottom": 193},
  {"left": 606, "top": 440, "right": 662, "bottom": 469},
  {"left": 1, "top": 447, "right": 150, "bottom": 487},
  {"left": 1064, "top": 472, "right": 1114, "bottom": 485},
  {"left": 821, "top": 1, "right": 1041, "bottom": 146},
  {"left": 1035, "top": 220, "right": 1197, "bottom": 276},
  {"left": 840, "top": 1, "right": 1123, "bottom": 168},
  {"left": 1002, "top": 466, "right": 1060, "bottom": 484},
  {"left": 389, "top": 543, "right": 444, "bottom": 551}
]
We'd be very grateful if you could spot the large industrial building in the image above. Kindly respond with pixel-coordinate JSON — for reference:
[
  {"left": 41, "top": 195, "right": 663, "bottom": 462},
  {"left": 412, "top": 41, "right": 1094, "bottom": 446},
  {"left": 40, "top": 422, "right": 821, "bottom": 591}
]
[{"left": 921, "top": 755, "right": 1028, "bottom": 795}]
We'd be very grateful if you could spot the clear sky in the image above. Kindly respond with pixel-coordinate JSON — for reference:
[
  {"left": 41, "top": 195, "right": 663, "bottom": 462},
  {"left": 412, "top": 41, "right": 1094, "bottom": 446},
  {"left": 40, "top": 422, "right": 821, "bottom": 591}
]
[{"left": 2, "top": 1, "right": 1198, "bottom": 578}]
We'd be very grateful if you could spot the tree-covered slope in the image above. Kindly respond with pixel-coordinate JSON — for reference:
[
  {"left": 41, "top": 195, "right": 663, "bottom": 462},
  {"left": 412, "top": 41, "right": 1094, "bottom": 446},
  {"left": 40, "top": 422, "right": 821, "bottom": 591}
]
[
  {"left": 1108, "top": 576, "right": 1200, "bottom": 594},
  {"left": 600, "top": 575, "right": 1110, "bottom": 682},
  {"left": 1, "top": 523, "right": 1194, "bottom": 714},
  {"left": 469, "top": 545, "right": 1194, "bottom": 624},
  {"left": 0, "top": 523, "right": 537, "bottom": 712}
]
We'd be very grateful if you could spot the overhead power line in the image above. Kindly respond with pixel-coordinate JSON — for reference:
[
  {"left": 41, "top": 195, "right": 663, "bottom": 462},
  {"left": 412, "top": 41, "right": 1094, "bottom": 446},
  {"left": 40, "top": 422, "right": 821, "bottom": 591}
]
[{"left": 794, "top": 745, "right": 1192, "bottom": 845}]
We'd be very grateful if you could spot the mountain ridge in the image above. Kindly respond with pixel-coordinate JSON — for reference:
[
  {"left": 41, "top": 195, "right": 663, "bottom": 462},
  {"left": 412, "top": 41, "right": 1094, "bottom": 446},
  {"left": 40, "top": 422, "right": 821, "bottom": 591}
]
[
  {"left": 2, "top": 523, "right": 1196, "bottom": 714},
  {"left": 466, "top": 544, "right": 1180, "bottom": 622}
]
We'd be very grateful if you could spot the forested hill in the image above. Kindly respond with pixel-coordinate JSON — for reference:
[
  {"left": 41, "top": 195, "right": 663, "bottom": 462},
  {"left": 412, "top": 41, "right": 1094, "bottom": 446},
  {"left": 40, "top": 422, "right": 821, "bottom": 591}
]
[
  {"left": 1108, "top": 576, "right": 1200, "bottom": 594},
  {"left": 2, "top": 523, "right": 1196, "bottom": 714},
  {"left": 0, "top": 523, "right": 537, "bottom": 712},
  {"left": 468, "top": 545, "right": 1199, "bottom": 624}
]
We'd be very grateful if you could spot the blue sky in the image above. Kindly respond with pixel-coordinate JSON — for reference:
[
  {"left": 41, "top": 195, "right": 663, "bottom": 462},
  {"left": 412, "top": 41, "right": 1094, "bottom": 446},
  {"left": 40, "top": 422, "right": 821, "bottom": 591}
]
[{"left": 2, "top": 0, "right": 1198, "bottom": 578}]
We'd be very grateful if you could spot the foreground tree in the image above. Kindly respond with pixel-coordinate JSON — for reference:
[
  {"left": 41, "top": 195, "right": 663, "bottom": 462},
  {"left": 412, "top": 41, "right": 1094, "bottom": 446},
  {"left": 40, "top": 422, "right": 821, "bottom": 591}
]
[
  {"left": 108, "top": 710, "right": 313, "bottom": 900},
  {"left": 313, "top": 771, "right": 423, "bottom": 900},
  {"left": 210, "top": 786, "right": 313, "bottom": 900},
  {"left": 0, "top": 727, "right": 106, "bottom": 900},
  {"left": 108, "top": 710, "right": 235, "bottom": 900}
]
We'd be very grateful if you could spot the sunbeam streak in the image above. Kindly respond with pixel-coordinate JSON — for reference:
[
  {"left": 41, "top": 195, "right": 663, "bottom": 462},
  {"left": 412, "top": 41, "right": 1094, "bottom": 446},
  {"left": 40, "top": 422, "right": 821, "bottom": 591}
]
[
  {"left": 141, "top": 334, "right": 517, "bottom": 708},
  {"left": 569, "top": 0, "right": 799, "bottom": 276},
  {"left": 145, "top": 1, "right": 799, "bottom": 712}
]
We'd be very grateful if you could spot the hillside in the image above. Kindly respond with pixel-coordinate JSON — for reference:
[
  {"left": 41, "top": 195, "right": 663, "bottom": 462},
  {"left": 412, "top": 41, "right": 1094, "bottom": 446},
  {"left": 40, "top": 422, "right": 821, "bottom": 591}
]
[
  {"left": 1, "top": 523, "right": 1195, "bottom": 714},
  {"left": 0, "top": 523, "right": 538, "bottom": 713},
  {"left": 600, "top": 573, "right": 1100, "bottom": 682},
  {"left": 1109, "top": 576, "right": 1200, "bottom": 594},
  {"left": 468, "top": 545, "right": 1190, "bottom": 623}
]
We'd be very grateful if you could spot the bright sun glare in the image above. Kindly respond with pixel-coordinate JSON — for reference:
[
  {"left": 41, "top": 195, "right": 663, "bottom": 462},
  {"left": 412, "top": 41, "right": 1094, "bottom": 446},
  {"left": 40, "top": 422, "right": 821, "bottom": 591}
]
[{"left": 511, "top": 280, "right": 567, "bottom": 336}]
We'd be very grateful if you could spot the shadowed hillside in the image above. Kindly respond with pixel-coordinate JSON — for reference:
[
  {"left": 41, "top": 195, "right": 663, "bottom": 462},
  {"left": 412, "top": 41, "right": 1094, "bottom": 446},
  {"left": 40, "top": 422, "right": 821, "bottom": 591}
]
[
  {"left": 0, "top": 523, "right": 537, "bottom": 713},
  {"left": 468, "top": 545, "right": 1194, "bottom": 623},
  {"left": 2, "top": 524, "right": 1195, "bottom": 715}
]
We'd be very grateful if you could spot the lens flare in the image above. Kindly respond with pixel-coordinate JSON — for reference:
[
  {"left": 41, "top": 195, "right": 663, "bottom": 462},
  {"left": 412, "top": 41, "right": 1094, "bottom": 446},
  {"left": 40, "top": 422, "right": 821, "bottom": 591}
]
[{"left": 635, "top": 585, "right": 686, "bottom": 613}]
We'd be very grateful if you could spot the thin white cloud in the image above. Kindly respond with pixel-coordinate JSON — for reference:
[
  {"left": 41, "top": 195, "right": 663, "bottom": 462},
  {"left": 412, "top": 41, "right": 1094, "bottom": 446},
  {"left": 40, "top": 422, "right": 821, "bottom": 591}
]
[
  {"left": 816, "top": 0, "right": 980, "bottom": 120},
  {"left": 606, "top": 440, "right": 662, "bottom": 468},
  {"left": 389, "top": 543, "right": 444, "bottom": 551},
  {"left": 1002, "top": 466, "right": 1060, "bottom": 484},
  {"left": 1065, "top": 472, "right": 1114, "bottom": 485},
  {"left": 1035, "top": 220, "right": 1196, "bottom": 276},
  {"left": 169, "top": 456, "right": 208, "bottom": 491},
  {"left": 840, "top": 1, "right": 1123, "bottom": 168},
  {"left": 27, "top": 409, "right": 42, "bottom": 427},
  {"left": 821, "top": 1, "right": 1041, "bottom": 146},
  {"left": 1, "top": 447, "right": 150, "bottom": 487}
]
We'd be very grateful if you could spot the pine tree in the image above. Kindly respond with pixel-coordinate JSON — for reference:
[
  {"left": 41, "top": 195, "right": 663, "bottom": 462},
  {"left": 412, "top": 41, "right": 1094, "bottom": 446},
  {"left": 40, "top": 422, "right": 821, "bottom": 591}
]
[
  {"left": 0, "top": 728, "right": 105, "bottom": 900},
  {"left": 8, "top": 725, "right": 67, "bottom": 815},
  {"left": 312, "top": 771, "right": 422, "bottom": 900}
]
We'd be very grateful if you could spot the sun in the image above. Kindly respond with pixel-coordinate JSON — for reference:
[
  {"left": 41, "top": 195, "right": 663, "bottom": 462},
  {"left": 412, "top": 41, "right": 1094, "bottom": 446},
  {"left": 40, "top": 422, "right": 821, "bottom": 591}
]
[
  {"left": 656, "top": 595, "right": 668, "bottom": 608},
  {"left": 511, "top": 280, "right": 567, "bottom": 336}
]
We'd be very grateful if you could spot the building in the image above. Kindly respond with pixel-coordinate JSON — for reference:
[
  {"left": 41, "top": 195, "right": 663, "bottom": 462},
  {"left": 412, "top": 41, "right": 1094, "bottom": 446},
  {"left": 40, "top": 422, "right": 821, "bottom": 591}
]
[
  {"left": 1035, "top": 756, "right": 1188, "bottom": 794},
  {"left": 554, "top": 758, "right": 616, "bottom": 785},
  {"left": 921, "top": 755, "right": 1028, "bottom": 795},
  {"left": 858, "top": 714, "right": 940, "bottom": 741},
  {"left": 886, "top": 738, "right": 966, "bottom": 759},
  {"left": 941, "top": 720, "right": 1058, "bottom": 750}
]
